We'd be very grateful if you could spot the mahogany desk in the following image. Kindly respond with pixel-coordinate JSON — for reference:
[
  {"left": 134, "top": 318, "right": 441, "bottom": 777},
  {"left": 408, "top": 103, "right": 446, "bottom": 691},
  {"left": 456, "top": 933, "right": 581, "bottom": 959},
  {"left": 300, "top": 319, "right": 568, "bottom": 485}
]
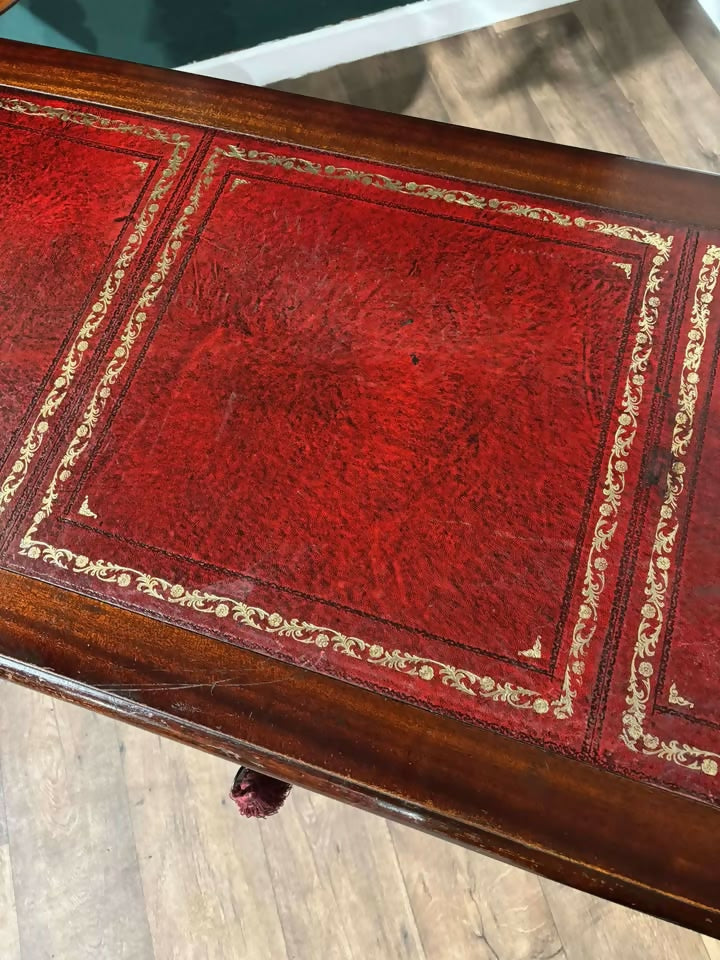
[{"left": 0, "top": 38, "right": 718, "bottom": 934}]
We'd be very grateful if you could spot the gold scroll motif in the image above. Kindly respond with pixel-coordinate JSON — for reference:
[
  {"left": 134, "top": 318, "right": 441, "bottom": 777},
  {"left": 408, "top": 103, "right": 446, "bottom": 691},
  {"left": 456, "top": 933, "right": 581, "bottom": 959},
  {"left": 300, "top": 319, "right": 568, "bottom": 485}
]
[
  {"left": 0, "top": 97, "right": 191, "bottom": 514},
  {"left": 19, "top": 145, "right": 678, "bottom": 727},
  {"left": 621, "top": 245, "right": 720, "bottom": 778}
]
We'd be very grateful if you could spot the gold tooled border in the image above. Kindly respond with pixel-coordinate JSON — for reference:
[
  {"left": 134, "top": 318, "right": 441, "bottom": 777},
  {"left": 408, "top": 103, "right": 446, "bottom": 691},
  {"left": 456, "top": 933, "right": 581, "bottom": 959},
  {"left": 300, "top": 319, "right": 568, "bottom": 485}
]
[
  {"left": 0, "top": 96, "right": 191, "bottom": 514},
  {"left": 621, "top": 244, "right": 720, "bottom": 779},
  {"left": 19, "top": 144, "right": 674, "bottom": 721}
]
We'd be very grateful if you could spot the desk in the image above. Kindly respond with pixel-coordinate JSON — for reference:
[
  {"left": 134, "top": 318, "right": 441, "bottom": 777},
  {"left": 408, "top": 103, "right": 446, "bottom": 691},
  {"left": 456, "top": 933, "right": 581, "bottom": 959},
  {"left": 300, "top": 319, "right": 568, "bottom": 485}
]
[{"left": 0, "top": 37, "right": 718, "bottom": 935}]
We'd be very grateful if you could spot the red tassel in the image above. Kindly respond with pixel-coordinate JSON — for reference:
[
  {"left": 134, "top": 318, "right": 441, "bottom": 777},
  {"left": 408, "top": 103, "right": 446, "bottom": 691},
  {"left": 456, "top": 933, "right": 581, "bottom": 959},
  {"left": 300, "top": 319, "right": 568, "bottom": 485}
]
[{"left": 230, "top": 766, "right": 292, "bottom": 818}]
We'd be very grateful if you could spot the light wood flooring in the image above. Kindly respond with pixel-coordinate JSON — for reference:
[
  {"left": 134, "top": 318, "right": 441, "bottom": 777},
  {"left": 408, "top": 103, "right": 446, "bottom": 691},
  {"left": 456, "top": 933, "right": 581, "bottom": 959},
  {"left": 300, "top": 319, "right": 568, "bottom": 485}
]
[{"left": 2, "top": 1, "right": 720, "bottom": 957}]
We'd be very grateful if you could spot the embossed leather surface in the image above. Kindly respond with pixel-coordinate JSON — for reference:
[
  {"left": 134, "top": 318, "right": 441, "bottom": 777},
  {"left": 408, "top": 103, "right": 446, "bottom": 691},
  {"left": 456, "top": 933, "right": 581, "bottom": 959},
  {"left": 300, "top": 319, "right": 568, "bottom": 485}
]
[
  {"left": 1, "top": 90, "right": 718, "bottom": 805},
  {"left": 0, "top": 92, "right": 203, "bottom": 516}
]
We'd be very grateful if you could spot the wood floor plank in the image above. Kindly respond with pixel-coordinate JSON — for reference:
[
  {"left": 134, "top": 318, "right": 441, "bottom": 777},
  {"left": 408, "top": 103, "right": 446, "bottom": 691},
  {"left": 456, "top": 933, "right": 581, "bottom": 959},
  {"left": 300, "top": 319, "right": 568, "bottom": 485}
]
[
  {"left": 274, "top": 46, "right": 451, "bottom": 124},
  {"left": 656, "top": 0, "right": 720, "bottom": 95},
  {"left": 338, "top": 46, "right": 452, "bottom": 122},
  {"left": 257, "top": 792, "right": 361, "bottom": 960},
  {"left": 703, "top": 935, "right": 720, "bottom": 960},
  {"left": 0, "top": 759, "right": 8, "bottom": 846},
  {"left": 120, "top": 724, "right": 287, "bottom": 960},
  {"left": 424, "top": 30, "right": 554, "bottom": 140},
  {"left": 0, "top": 844, "right": 22, "bottom": 960},
  {"left": 0, "top": 682, "right": 154, "bottom": 960},
  {"left": 576, "top": 0, "right": 720, "bottom": 170},
  {"left": 541, "top": 876, "right": 712, "bottom": 960},
  {"left": 495, "top": 12, "right": 662, "bottom": 160},
  {"left": 494, "top": 2, "right": 580, "bottom": 34},
  {"left": 390, "top": 822, "right": 566, "bottom": 960},
  {"left": 290, "top": 789, "right": 427, "bottom": 960},
  {"left": 271, "top": 67, "right": 350, "bottom": 105}
]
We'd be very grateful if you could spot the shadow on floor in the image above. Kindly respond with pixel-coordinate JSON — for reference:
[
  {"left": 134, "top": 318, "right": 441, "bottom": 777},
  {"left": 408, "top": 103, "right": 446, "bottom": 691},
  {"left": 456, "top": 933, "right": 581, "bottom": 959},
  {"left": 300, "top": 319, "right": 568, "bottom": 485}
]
[
  {"left": 487, "top": 0, "right": 675, "bottom": 98},
  {"left": 274, "top": 44, "right": 429, "bottom": 114}
]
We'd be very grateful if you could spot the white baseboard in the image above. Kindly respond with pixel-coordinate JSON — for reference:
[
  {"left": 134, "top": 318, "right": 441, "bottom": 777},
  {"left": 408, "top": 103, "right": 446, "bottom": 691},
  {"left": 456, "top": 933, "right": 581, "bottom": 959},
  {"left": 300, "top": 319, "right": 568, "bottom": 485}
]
[
  {"left": 698, "top": 0, "right": 720, "bottom": 31},
  {"left": 177, "top": 0, "right": 577, "bottom": 86}
]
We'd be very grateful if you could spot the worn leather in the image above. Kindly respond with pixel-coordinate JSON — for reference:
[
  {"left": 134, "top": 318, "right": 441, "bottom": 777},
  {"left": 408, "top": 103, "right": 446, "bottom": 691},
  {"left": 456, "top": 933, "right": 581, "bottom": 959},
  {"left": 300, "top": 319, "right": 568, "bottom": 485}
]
[{"left": 1, "top": 92, "right": 718, "bottom": 805}]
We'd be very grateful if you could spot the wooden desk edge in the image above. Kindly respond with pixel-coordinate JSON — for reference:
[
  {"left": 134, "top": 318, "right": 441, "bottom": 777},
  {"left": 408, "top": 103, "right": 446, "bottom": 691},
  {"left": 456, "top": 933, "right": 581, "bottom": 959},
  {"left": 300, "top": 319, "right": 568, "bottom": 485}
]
[
  {"left": 0, "top": 570, "right": 718, "bottom": 935},
  {"left": 0, "top": 38, "right": 719, "bottom": 229},
  {"left": 0, "top": 39, "right": 718, "bottom": 936}
]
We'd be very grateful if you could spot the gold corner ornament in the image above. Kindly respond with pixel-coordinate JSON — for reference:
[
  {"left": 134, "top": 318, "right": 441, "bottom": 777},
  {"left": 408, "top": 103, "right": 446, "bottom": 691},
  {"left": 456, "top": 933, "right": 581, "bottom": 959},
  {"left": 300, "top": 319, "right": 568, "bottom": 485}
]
[
  {"left": 78, "top": 497, "right": 98, "bottom": 519},
  {"left": 18, "top": 141, "right": 680, "bottom": 728},
  {"left": 0, "top": 96, "right": 191, "bottom": 516},
  {"left": 668, "top": 683, "right": 694, "bottom": 709},
  {"left": 621, "top": 244, "right": 720, "bottom": 779},
  {"left": 520, "top": 636, "right": 543, "bottom": 659}
]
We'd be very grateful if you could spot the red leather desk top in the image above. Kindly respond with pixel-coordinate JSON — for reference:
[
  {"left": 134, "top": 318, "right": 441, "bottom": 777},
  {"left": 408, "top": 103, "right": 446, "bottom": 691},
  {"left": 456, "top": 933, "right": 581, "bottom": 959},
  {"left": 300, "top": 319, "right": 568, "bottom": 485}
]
[{"left": 1, "top": 90, "right": 719, "bottom": 808}]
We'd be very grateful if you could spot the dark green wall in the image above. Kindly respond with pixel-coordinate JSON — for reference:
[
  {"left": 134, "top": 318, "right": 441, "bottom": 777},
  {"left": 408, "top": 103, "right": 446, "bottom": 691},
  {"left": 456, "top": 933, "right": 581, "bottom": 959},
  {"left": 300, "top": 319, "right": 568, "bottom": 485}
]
[{"left": 0, "top": 0, "right": 403, "bottom": 67}]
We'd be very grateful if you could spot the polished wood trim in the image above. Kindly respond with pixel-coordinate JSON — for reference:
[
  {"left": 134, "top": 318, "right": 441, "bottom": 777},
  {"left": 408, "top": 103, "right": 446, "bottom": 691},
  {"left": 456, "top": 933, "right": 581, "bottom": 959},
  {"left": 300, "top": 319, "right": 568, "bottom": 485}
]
[
  {"left": 0, "top": 38, "right": 718, "bottom": 936},
  {"left": 1, "top": 569, "right": 718, "bottom": 934},
  {"left": 0, "top": 38, "right": 719, "bottom": 227}
]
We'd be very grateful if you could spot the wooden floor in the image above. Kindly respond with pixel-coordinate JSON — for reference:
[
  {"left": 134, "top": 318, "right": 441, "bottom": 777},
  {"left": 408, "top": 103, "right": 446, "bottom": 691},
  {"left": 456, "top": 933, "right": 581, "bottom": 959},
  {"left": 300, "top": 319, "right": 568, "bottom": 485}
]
[{"left": 2, "top": 1, "right": 720, "bottom": 957}]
